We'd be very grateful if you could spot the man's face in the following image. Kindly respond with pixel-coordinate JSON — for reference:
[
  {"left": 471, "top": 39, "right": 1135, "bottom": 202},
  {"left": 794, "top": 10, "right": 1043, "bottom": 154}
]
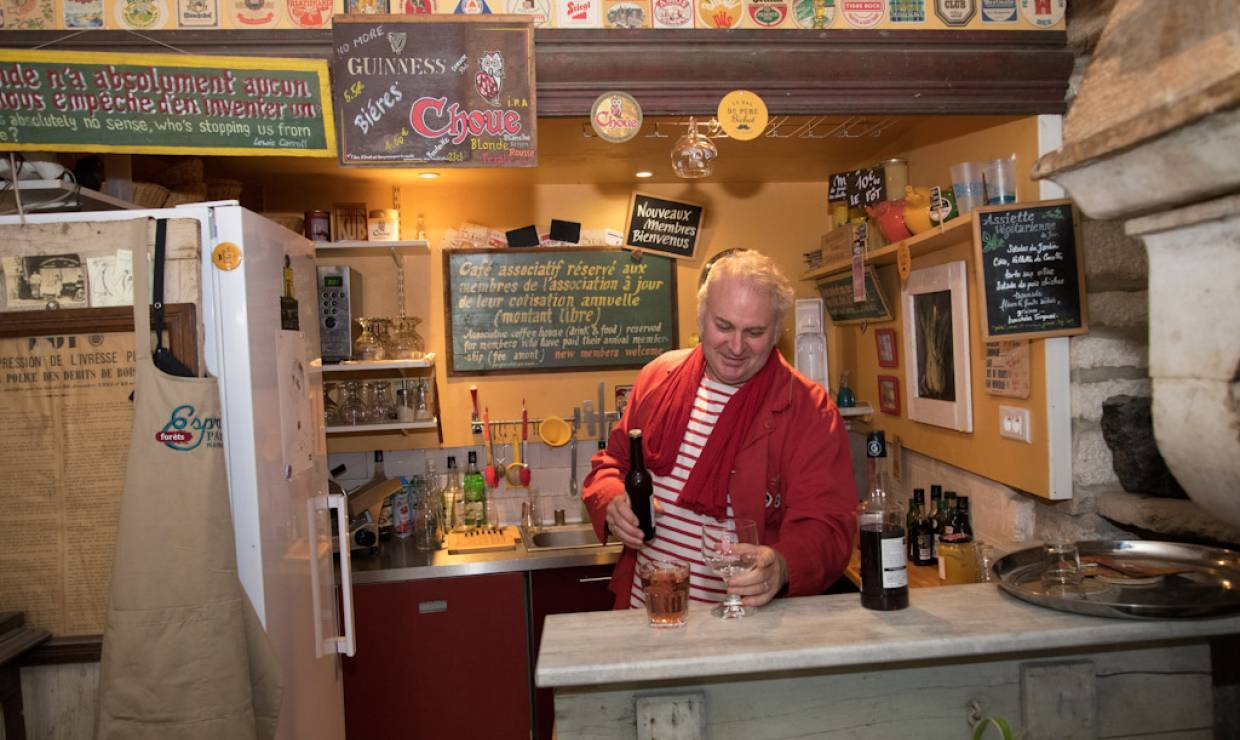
[{"left": 699, "top": 278, "right": 779, "bottom": 386}]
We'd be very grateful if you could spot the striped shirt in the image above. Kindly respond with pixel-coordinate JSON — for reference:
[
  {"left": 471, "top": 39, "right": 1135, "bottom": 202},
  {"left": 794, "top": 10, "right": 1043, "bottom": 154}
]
[{"left": 630, "top": 376, "right": 739, "bottom": 608}]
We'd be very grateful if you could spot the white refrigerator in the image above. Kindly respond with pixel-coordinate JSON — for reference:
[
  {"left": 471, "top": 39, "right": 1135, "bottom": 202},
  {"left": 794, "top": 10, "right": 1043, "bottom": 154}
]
[{"left": 2, "top": 203, "right": 352, "bottom": 740}]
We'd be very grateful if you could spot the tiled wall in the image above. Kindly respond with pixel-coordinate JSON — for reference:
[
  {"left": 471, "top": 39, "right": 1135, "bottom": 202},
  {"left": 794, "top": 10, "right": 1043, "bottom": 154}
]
[{"left": 330, "top": 438, "right": 602, "bottom": 527}]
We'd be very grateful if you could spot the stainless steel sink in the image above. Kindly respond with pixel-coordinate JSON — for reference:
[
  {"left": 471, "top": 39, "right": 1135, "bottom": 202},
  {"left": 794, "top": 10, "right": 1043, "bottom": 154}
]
[{"left": 520, "top": 523, "right": 604, "bottom": 551}]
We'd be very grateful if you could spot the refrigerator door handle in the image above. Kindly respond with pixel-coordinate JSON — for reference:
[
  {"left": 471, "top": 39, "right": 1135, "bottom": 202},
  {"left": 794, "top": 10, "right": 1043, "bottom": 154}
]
[{"left": 326, "top": 493, "right": 357, "bottom": 657}]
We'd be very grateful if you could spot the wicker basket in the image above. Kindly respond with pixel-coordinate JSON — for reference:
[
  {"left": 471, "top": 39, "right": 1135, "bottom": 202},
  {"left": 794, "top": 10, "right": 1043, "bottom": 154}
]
[
  {"left": 130, "top": 181, "right": 170, "bottom": 208},
  {"left": 206, "top": 178, "right": 243, "bottom": 201},
  {"left": 164, "top": 183, "right": 208, "bottom": 207},
  {"left": 153, "top": 158, "right": 204, "bottom": 188}
]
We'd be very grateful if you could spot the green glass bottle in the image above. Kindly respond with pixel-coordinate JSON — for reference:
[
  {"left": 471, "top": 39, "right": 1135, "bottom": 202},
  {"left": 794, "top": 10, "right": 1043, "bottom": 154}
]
[{"left": 463, "top": 450, "right": 487, "bottom": 529}]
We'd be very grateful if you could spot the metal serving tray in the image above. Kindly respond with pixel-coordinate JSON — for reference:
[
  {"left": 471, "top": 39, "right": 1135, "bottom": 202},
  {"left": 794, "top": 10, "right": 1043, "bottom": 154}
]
[{"left": 993, "top": 540, "right": 1240, "bottom": 619}]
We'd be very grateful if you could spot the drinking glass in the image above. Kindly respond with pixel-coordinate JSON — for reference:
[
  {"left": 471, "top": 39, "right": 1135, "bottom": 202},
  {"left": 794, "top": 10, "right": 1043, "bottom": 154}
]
[
  {"left": 638, "top": 559, "right": 690, "bottom": 629},
  {"left": 701, "top": 518, "right": 760, "bottom": 619},
  {"left": 368, "top": 381, "right": 396, "bottom": 423},
  {"left": 353, "top": 318, "right": 386, "bottom": 361},
  {"left": 1041, "top": 539, "right": 1083, "bottom": 593},
  {"left": 336, "top": 381, "right": 367, "bottom": 426}
]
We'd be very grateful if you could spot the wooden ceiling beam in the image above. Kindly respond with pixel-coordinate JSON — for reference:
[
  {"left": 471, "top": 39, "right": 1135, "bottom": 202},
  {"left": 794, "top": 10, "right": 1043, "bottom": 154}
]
[{"left": 1, "top": 28, "right": 1071, "bottom": 116}]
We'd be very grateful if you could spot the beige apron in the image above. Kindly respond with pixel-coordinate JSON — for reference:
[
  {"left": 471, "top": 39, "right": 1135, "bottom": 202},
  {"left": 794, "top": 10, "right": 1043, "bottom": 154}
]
[{"left": 96, "top": 219, "right": 282, "bottom": 740}]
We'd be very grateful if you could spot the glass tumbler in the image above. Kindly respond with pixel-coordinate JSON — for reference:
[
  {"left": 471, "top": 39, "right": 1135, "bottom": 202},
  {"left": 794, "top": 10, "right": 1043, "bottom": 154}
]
[
  {"left": 368, "top": 381, "right": 396, "bottom": 423},
  {"left": 336, "top": 381, "right": 367, "bottom": 426},
  {"left": 1041, "top": 540, "right": 1083, "bottom": 590}
]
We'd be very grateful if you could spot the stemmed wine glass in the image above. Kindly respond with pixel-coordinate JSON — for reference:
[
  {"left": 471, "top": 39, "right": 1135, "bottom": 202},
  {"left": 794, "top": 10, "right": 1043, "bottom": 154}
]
[{"left": 701, "top": 518, "right": 759, "bottom": 619}]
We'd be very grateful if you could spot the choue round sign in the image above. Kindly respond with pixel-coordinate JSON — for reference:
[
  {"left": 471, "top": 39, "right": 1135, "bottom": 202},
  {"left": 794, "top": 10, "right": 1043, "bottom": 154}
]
[{"left": 590, "top": 91, "right": 643, "bottom": 143}]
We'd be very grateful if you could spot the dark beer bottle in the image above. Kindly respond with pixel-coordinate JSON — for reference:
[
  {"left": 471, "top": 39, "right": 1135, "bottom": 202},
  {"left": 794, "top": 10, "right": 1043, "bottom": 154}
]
[{"left": 626, "top": 429, "right": 656, "bottom": 542}]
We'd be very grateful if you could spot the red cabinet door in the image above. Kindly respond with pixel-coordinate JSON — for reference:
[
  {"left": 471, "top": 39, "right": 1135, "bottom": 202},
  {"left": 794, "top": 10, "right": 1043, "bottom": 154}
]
[
  {"left": 343, "top": 572, "right": 530, "bottom": 740},
  {"left": 529, "top": 564, "right": 616, "bottom": 740}
]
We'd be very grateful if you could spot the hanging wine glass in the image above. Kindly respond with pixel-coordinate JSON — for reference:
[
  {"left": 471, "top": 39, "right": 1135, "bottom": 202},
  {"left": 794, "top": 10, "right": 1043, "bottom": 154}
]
[
  {"left": 670, "top": 117, "right": 717, "bottom": 179},
  {"left": 353, "top": 317, "right": 386, "bottom": 361}
]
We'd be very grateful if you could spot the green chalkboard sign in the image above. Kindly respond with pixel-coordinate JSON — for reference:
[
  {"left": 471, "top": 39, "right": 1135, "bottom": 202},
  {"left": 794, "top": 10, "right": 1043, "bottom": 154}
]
[
  {"left": 973, "top": 199, "right": 1088, "bottom": 342},
  {"left": 0, "top": 49, "right": 335, "bottom": 157},
  {"left": 445, "top": 248, "right": 678, "bottom": 375}
]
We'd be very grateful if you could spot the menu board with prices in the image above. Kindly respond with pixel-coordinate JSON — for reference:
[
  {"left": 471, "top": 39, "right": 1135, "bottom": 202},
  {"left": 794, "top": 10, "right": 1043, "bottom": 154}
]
[
  {"left": 973, "top": 200, "right": 1088, "bottom": 341},
  {"left": 0, "top": 49, "right": 334, "bottom": 157},
  {"left": 332, "top": 15, "right": 537, "bottom": 167},
  {"left": 445, "top": 248, "right": 677, "bottom": 375}
]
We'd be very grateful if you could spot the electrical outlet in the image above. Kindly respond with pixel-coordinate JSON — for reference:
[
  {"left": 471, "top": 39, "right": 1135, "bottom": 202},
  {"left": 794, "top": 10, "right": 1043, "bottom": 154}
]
[{"left": 999, "top": 405, "right": 1032, "bottom": 443}]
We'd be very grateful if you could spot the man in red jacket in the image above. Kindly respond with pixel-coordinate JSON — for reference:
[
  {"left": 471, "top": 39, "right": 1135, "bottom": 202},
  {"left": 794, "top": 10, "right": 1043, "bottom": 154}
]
[{"left": 582, "top": 250, "right": 857, "bottom": 611}]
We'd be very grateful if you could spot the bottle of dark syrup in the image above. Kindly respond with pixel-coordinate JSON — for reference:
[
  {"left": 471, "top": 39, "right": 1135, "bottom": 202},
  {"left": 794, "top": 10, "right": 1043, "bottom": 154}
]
[{"left": 859, "top": 431, "right": 909, "bottom": 611}]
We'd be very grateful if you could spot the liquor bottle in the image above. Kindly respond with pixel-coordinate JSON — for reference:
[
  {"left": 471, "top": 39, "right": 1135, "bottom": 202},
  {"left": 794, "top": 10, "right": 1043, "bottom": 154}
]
[
  {"left": 441, "top": 456, "right": 463, "bottom": 531},
  {"left": 625, "top": 429, "right": 656, "bottom": 542},
  {"left": 954, "top": 495, "right": 973, "bottom": 537},
  {"left": 928, "top": 485, "right": 943, "bottom": 564},
  {"left": 859, "top": 431, "right": 908, "bottom": 611},
  {"left": 906, "top": 488, "right": 923, "bottom": 561},
  {"left": 941, "top": 491, "right": 959, "bottom": 538},
  {"left": 463, "top": 450, "right": 487, "bottom": 528},
  {"left": 909, "top": 489, "right": 934, "bottom": 566}
]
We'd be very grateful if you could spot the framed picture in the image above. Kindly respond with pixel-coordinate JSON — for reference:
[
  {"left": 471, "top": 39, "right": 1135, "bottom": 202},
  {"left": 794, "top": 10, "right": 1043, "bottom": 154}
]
[
  {"left": 901, "top": 260, "right": 973, "bottom": 432},
  {"left": 615, "top": 384, "right": 634, "bottom": 419},
  {"left": 877, "top": 375, "right": 901, "bottom": 416},
  {"left": 331, "top": 202, "right": 369, "bottom": 242},
  {"left": 875, "top": 328, "right": 898, "bottom": 368}
]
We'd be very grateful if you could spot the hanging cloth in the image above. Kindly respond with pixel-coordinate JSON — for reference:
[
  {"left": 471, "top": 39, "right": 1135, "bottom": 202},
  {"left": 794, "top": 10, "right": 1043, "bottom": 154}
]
[{"left": 96, "top": 218, "right": 282, "bottom": 740}]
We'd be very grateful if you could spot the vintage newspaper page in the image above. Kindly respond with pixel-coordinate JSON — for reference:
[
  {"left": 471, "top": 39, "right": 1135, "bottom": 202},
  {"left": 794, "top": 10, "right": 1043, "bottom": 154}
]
[{"left": 0, "top": 329, "right": 135, "bottom": 635}]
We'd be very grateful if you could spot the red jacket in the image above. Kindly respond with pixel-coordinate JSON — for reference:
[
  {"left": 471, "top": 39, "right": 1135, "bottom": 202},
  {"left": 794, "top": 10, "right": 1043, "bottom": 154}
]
[{"left": 583, "top": 349, "right": 858, "bottom": 609}]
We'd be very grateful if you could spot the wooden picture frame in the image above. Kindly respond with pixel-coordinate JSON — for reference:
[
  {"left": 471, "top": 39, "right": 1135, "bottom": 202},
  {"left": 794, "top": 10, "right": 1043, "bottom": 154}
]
[
  {"left": 331, "top": 202, "right": 369, "bottom": 242},
  {"left": 877, "top": 374, "right": 901, "bottom": 416},
  {"left": 0, "top": 304, "right": 199, "bottom": 369},
  {"left": 901, "top": 260, "right": 972, "bottom": 432},
  {"left": 875, "top": 327, "right": 898, "bottom": 368}
]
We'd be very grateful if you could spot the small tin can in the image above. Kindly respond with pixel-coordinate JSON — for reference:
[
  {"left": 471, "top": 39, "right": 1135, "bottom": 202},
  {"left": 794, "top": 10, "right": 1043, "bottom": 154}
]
[
  {"left": 305, "top": 210, "right": 331, "bottom": 242},
  {"left": 368, "top": 209, "right": 400, "bottom": 242}
]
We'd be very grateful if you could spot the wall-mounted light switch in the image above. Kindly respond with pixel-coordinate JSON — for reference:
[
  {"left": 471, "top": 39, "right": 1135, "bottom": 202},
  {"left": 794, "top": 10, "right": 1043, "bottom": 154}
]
[{"left": 1000, "top": 405, "right": 1033, "bottom": 443}]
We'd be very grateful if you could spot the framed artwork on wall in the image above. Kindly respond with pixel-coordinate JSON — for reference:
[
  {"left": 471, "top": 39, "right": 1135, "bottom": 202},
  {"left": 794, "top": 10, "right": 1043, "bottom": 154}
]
[
  {"left": 877, "top": 374, "right": 901, "bottom": 415},
  {"left": 901, "top": 260, "right": 973, "bottom": 432},
  {"left": 875, "top": 328, "right": 898, "bottom": 367}
]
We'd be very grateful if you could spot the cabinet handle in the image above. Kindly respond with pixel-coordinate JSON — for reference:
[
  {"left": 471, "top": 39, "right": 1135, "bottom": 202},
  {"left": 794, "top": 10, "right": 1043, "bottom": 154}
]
[{"left": 578, "top": 576, "right": 611, "bottom": 583}]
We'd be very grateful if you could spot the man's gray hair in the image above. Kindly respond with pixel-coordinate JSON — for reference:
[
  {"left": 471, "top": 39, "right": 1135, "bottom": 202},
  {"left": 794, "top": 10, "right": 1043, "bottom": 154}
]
[{"left": 696, "top": 249, "right": 795, "bottom": 329}]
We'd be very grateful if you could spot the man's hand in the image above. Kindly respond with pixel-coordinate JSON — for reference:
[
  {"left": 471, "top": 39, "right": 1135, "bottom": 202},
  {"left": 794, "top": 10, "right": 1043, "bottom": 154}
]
[
  {"left": 604, "top": 495, "right": 662, "bottom": 549},
  {"left": 726, "top": 546, "right": 788, "bottom": 607}
]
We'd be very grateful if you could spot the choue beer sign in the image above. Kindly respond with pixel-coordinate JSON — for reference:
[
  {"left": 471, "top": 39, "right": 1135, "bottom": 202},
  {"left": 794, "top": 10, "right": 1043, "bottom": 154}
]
[
  {"left": 590, "top": 91, "right": 642, "bottom": 143},
  {"left": 332, "top": 15, "right": 537, "bottom": 167}
]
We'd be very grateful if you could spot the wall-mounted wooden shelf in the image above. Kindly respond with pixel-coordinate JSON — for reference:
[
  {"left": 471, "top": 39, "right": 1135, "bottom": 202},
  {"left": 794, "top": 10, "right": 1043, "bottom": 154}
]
[
  {"left": 801, "top": 213, "right": 975, "bottom": 282},
  {"left": 319, "top": 354, "right": 436, "bottom": 372},
  {"left": 326, "top": 418, "right": 438, "bottom": 435},
  {"left": 315, "top": 239, "right": 430, "bottom": 265}
]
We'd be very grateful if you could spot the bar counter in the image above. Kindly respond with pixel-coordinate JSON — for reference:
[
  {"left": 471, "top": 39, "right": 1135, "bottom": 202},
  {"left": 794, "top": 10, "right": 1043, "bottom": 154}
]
[{"left": 537, "top": 584, "right": 1240, "bottom": 738}]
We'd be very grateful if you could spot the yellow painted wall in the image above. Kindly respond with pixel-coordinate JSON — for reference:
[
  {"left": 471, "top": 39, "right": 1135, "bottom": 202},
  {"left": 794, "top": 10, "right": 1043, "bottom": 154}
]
[
  {"left": 265, "top": 179, "right": 831, "bottom": 449},
  {"left": 832, "top": 117, "right": 1051, "bottom": 497}
]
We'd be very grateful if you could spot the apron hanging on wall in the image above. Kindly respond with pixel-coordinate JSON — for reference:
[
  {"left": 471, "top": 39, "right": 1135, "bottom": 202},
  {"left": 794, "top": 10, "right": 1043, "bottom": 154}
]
[{"left": 96, "top": 218, "right": 282, "bottom": 740}]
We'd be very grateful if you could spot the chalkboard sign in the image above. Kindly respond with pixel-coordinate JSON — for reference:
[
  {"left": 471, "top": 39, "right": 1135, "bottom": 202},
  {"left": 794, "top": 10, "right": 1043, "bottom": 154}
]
[
  {"left": 0, "top": 49, "right": 334, "bottom": 156},
  {"left": 816, "top": 266, "right": 892, "bottom": 325},
  {"left": 332, "top": 16, "right": 536, "bottom": 168},
  {"left": 445, "top": 248, "right": 678, "bottom": 375},
  {"left": 827, "top": 167, "right": 886, "bottom": 209},
  {"left": 973, "top": 200, "right": 1088, "bottom": 341},
  {"left": 624, "top": 192, "right": 704, "bottom": 260}
]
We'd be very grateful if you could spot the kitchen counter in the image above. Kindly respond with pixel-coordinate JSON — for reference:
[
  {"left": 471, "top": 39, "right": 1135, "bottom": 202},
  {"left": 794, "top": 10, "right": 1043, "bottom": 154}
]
[
  {"left": 536, "top": 584, "right": 1240, "bottom": 738},
  {"left": 348, "top": 528, "right": 622, "bottom": 584}
]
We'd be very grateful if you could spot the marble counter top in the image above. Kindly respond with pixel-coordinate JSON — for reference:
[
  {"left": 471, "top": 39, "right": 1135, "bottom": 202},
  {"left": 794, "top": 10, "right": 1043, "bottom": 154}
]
[{"left": 536, "top": 583, "right": 1240, "bottom": 688}]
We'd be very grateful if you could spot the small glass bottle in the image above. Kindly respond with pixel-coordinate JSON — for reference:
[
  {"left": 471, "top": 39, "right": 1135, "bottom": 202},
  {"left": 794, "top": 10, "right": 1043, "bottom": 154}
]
[
  {"left": 859, "top": 431, "right": 908, "bottom": 611},
  {"left": 441, "top": 456, "right": 463, "bottom": 532},
  {"left": 836, "top": 371, "right": 856, "bottom": 408}
]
